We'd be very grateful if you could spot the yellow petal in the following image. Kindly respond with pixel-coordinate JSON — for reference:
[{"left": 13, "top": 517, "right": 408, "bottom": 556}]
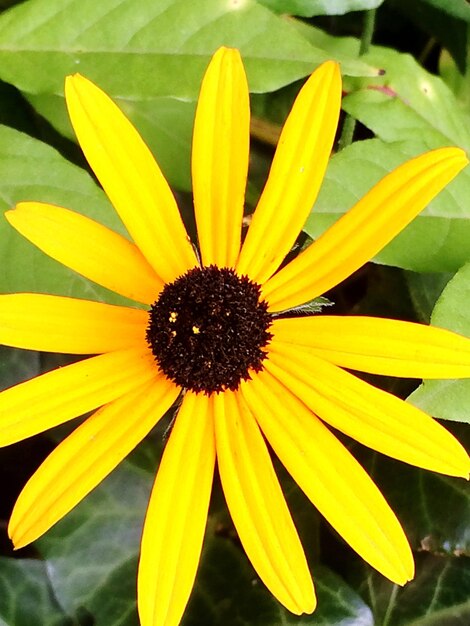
[
  {"left": 9, "top": 376, "right": 179, "bottom": 549},
  {"left": 237, "top": 61, "right": 341, "bottom": 284},
  {"left": 65, "top": 74, "right": 198, "bottom": 283},
  {"left": 6, "top": 202, "right": 162, "bottom": 305},
  {"left": 138, "top": 392, "right": 215, "bottom": 626},
  {"left": 271, "top": 316, "right": 470, "bottom": 378},
  {"left": 263, "top": 147, "right": 468, "bottom": 311},
  {"left": 214, "top": 390, "right": 315, "bottom": 614},
  {"left": 192, "top": 47, "right": 249, "bottom": 267},
  {"left": 241, "top": 370, "right": 414, "bottom": 585},
  {"left": 267, "top": 342, "right": 470, "bottom": 478},
  {"left": 0, "top": 293, "right": 147, "bottom": 353},
  {"left": 0, "top": 347, "right": 157, "bottom": 447}
]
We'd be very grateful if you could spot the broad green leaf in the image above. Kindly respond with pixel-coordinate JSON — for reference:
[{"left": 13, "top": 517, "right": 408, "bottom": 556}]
[
  {"left": 358, "top": 553, "right": 470, "bottom": 626},
  {"left": 0, "top": 0, "right": 376, "bottom": 102},
  {"left": 187, "top": 536, "right": 373, "bottom": 625},
  {"left": 343, "top": 88, "right": 470, "bottom": 151},
  {"left": 0, "top": 1, "right": 23, "bottom": 13},
  {"left": 289, "top": 18, "right": 361, "bottom": 59},
  {"left": 342, "top": 47, "right": 470, "bottom": 150},
  {"left": 409, "top": 263, "right": 470, "bottom": 422},
  {"left": 308, "top": 139, "right": 470, "bottom": 273},
  {"left": 439, "top": 48, "right": 470, "bottom": 109},
  {"left": 327, "top": 44, "right": 470, "bottom": 272},
  {"left": 32, "top": 446, "right": 372, "bottom": 626},
  {"left": 251, "top": 37, "right": 470, "bottom": 263},
  {"left": 308, "top": 567, "right": 373, "bottom": 626},
  {"left": 258, "top": 0, "right": 384, "bottom": 16},
  {"left": 0, "top": 125, "right": 142, "bottom": 305},
  {"left": 0, "top": 0, "right": 377, "bottom": 195},
  {"left": 33, "top": 422, "right": 466, "bottom": 626},
  {"left": 36, "top": 460, "right": 154, "bottom": 622},
  {"left": 0, "top": 557, "right": 69, "bottom": 626},
  {"left": 366, "top": 437, "right": 470, "bottom": 556}
]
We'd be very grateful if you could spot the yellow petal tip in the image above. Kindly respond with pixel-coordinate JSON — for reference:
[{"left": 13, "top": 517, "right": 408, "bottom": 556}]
[
  {"left": 390, "top": 552, "right": 415, "bottom": 587},
  {"left": 11, "top": 540, "right": 25, "bottom": 552},
  {"left": 212, "top": 46, "right": 241, "bottom": 62},
  {"left": 6, "top": 201, "right": 32, "bottom": 219},
  {"left": 436, "top": 146, "right": 468, "bottom": 167},
  {"left": 314, "top": 59, "right": 341, "bottom": 83},
  {"left": 435, "top": 439, "right": 470, "bottom": 479},
  {"left": 287, "top": 584, "right": 316, "bottom": 615},
  {"left": 65, "top": 73, "right": 91, "bottom": 97},
  {"left": 460, "top": 459, "right": 470, "bottom": 480},
  {"left": 303, "top": 594, "right": 317, "bottom": 615},
  {"left": 9, "top": 518, "right": 44, "bottom": 551},
  {"left": 8, "top": 526, "right": 25, "bottom": 550},
  {"left": 64, "top": 74, "right": 76, "bottom": 88},
  {"left": 65, "top": 72, "right": 84, "bottom": 82}
]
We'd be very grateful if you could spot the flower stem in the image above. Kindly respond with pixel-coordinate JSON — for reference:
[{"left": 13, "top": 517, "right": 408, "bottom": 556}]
[
  {"left": 338, "top": 8, "right": 377, "bottom": 151},
  {"left": 360, "top": 8, "right": 377, "bottom": 56}
]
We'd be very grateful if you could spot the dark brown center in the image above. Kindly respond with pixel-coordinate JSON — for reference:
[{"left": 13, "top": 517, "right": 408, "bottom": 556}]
[{"left": 146, "top": 265, "right": 273, "bottom": 394}]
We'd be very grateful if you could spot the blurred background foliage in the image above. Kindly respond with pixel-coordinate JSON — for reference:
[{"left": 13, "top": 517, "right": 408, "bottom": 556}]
[{"left": 0, "top": 0, "right": 469, "bottom": 624}]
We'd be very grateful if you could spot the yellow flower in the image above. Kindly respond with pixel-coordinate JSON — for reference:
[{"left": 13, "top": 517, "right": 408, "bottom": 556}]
[{"left": 1, "top": 47, "right": 470, "bottom": 626}]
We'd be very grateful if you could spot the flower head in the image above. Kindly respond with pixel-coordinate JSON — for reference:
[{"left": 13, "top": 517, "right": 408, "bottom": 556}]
[{"left": 1, "top": 47, "right": 470, "bottom": 626}]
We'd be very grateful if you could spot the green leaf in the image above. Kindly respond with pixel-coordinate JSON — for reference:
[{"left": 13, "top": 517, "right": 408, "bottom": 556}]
[
  {"left": 187, "top": 536, "right": 373, "bottom": 625},
  {"left": 258, "top": 0, "right": 384, "bottom": 16},
  {"left": 36, "top": 460, "right": 154, "bottom": 624},
  {"left": 0, "top": 557, "right": 70, "bottom": 626},
  {"left": 0, "top": 124, "right": 141, "bottom": 305},
  {"left": 439, "top": 48, "right": 470, "bottom": 109},
  {"left": 307, "top": 139, "right": 470, "bottom": 273},
  {"left": 365, "top": 435, "right": 470, "bottom": 557},
  {"left": 342, "top": 47, "right": 470, "bottom": 150},
  {"left": 289, "top": 18, "right": 362, "bottom": 59},
  {"left": 334, "top": 48, "right": 470, "bottom": 274},
  {"left": 409, "top": 263, "right": 470, "bottom": 422},
  {"left": 309, "top": 567, "right": 373, "bottom": 626},
  {"left": 29, "top": 444, "right": 372, "bottom": 626},
  {"left": 0, "top": 0, "right": 377, "bottom": 195},
  {"left": 358, "top": 553, "right": 470, "bottom": 626},
  {"left": 0, "top": 0, "right": 376, "bottom": 102}
]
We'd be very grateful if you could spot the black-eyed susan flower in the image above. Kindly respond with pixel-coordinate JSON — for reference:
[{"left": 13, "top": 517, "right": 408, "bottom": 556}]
[{"left": 1, "top": 47, "right": 470, "bottom": 626}]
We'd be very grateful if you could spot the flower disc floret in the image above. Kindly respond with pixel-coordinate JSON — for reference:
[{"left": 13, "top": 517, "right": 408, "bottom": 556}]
[{"left": 146, "top": 265, "right": 273, "bottom": 394}]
